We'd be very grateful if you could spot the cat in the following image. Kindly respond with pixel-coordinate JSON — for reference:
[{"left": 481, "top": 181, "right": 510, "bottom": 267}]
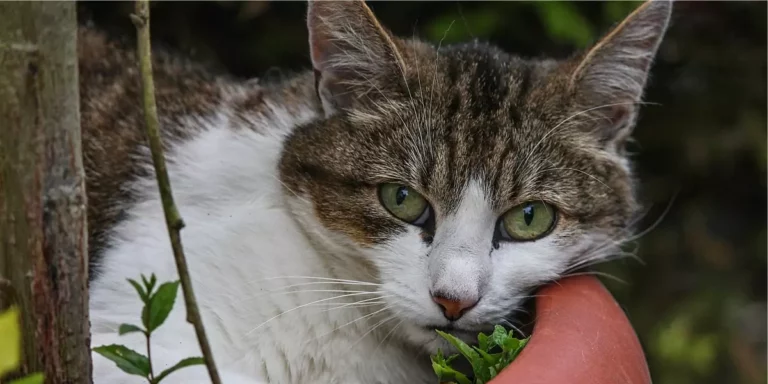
[{"left": 83, "top": 1, "right": 672, "bottom": 383}]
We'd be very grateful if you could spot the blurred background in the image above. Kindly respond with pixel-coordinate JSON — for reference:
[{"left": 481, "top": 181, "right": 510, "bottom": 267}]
[{"left": 77, "top": 2, "right": 766, "bottom": 383}]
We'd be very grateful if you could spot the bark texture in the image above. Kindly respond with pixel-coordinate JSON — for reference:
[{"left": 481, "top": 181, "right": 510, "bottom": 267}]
[{"left": 0, "top": 2, "right": 92, "bottom": 383}]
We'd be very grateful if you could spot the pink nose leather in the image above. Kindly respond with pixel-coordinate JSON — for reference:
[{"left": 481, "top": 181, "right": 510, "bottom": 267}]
[{"left": 432, "top": 295, "right": 477, "bottom": 320}]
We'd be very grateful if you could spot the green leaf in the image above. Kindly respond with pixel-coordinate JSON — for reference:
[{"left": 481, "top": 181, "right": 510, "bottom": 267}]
[
  {"left": 431, "top": 326, "right": 530, "bottom": 384},
  {"left": 502, "top": 335, "right": 520, "bottom": 353},
  {"left": 8, "top": 373, "right": 44, "bottom": 384},
  {"left": 432, "top": 348, "right": 446, "bottom": 364},
  {"left": 508, "top": 337, "right": 529, "bottom": 361},
  {"left": 0, "top": 306, "right": 21, "bottom": 377},
  {"left": 436, "top": 330, "right": 485, "bottom": 379},
  {"left": 153, "top": 357, "right": 204, "bottom": 383},
  {"left": 477, "top": 332, "right": 489, "bottom": 351},
  {"left": 474, "top": 347, "right": 502, "bottom": 367},
  {"left": 444, "top": 353, "right": 459, "bottom": 365},
  {"left": 453, "top": 373, "right": 472, "bottom": 384},
  {"left": 431, "top": 358, "right": 471, "bottom": 384},
  {"left": 93, "top": 344, "right": 150, "bottom": 377},
  {"left": 473, "top": 347, "right": 502, "bottom": 382},
  {"left": 127, "top": 278, "right": 149, "bottom": 303},
  {"left": 488, "top": 365, "right": 498, "bottom": 378},
  {"left": 141, "top": 274, "right": 158, "bottom": 296},
  {"left": 146, "top": 281, "right": 180, "bottom": 332},
  {"left": 491, "top": 325, "right": 508, "bottom": 348},
  {"left": 431, "top": 349, "right": 470, "bottom": 384},
  {"left": 118, "top": 323, "right": 145, "bottom": 336},
  {"left": 436, "top": 330, "right": 481, "bottom": 362}
]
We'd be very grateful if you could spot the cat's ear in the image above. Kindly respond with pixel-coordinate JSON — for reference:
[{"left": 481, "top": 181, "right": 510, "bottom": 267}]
[
  {"left": 568, "top": 0, "right": 672, "bottom": 148},
  {"left": 307, "top": 0, "right": 407, "bottom": 116}
]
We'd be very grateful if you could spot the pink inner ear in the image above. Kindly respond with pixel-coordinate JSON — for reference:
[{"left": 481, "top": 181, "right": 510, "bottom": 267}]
[
  {"left": 307, "top": 2, "right": 345, "bottom": 72},
  {"left": 308, "top": 19, "right": 331, "bottom": 71},
  {"left": 608, "top": 104, "right": 630, "bottom": 127},
  {"left": 309, "top": 38, "right": 328, "bottom": 72}
]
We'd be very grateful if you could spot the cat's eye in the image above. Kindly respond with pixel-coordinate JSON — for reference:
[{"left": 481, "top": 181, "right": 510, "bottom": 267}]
[
  {"left": 499, "top": 201, "right": 557, "bottom": 241},
  {"left": 378, "top": 183, "right": 431, "bottom": 226}
]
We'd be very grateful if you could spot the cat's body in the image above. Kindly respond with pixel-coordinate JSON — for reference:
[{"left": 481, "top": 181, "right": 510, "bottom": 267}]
[
  {"left": 84, "top": 31, "right": 432, "bottom": 383},
  {"left": 84, "top": 1, "right": 672, "bottom": 383}
]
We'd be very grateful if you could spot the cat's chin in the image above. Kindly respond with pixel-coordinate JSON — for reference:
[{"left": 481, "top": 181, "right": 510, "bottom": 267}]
[{"left": 396, "top": 321, "right": 480, "bottom": 353}]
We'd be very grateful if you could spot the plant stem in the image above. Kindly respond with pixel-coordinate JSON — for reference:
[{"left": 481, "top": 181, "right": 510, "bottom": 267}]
[
  {"left": 146, "top": 330, "right": 154, "bottom": 383},
  {"left": 130, "top": 2, "right": 222, "bottom": 384}
]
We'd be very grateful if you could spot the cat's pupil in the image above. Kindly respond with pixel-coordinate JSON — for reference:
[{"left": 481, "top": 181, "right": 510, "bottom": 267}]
[
  {"left": 523, "top": 204, "right": 534, "bottom": 226},
  {"left": 395, "top": 187, "right": 409, "bottom": 205}
]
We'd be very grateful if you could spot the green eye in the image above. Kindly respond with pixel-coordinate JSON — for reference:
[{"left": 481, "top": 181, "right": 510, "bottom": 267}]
[
  {"left": 500, "top": 201, "right": 557, "bottom": 241},
  {"left": 378, "top": 183, "right": 430, "bottom": 225}
]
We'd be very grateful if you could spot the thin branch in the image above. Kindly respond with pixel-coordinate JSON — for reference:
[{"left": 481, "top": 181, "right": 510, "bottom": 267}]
[
  {"left": 130, "top": 2, "right": 222, "bottom": 384},
  {"left": 146, "top": 331, "right": 154, "bottom": 383}
]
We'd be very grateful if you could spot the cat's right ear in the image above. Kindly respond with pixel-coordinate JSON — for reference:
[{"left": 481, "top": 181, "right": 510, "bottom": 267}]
[{"left": 308, "top": 0, "right": 407, "bottom": 116}]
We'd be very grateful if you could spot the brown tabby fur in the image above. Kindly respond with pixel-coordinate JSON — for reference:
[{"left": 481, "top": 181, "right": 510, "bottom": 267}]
[{"left": 80, "top": 1, "right": 670, "bottom": 273}]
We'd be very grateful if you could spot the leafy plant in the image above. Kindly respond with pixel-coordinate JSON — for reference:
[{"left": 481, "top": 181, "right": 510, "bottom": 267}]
[
  {"left": 0, "top": 306, "right": 44, "bottom": 384},
  {"left": 93, "top": 274, "right": 204, "bottom": 384},
  {"left": 431, "top": 325, "right": 529, "bottom": 384}
]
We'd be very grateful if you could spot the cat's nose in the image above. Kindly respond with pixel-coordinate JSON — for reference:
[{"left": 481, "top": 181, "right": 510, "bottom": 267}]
[{"left": 432, "top": 294, "right": 478, "bottom": 321}]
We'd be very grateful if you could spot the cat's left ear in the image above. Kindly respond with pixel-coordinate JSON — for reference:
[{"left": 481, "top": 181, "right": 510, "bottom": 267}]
[
  {"left": 307, "top": 0, "right": 407, "bottom": 116},
  {"left": 569, "top": 0, "right": 672, "bottom": 148}
]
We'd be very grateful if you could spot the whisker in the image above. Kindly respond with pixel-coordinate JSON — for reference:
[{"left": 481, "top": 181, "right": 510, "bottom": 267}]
[
  {"left": 374, "top": 318, "right": 405, "bottom": 356},
  {"left": 269, "top": 281, "right": 383, "bottom": 291},
  {"left": 350, "top": 312, "right": 401, "bottom": 349},
  {"left": 321, "top": 301, "right": 387, "bottom": 312},
  {"left": 564, "top": 192, "right": 678, "bottom": 274},
  {"left": 254, "top": 276, "right": 380, "bottom": 286},
  {"left": 621, "top": 192, "right": 678, "bottom": 244},
  {"left": 321, "top": 295, "right": 393, "bottom": 312},
  {"left": 522, "top": 101, "right": 656, "bottom": 173},
  {"left": 250, "top": 289, "right": 381, "bottom": 299},
  {"left": 501, "top": 319, "right": 526, "bottom": 338},
  {"left": 245, "top": 292, "right": 386, "bottom": 335},
  {"left": 429, "top": 20, "right": 454, "bottom": 125},
  {"left": 566, "top": 251, "right": 639, "bottom": 273},
  {"left": 309, "top": 306, "right": 393, "bottom": 342},
  {"left": 267, "top": 173, "right": 312, "bottom": 206},
  {"left": 539, "top": 167, "right": 615, "bottom": 192},
  {"left": 561, "top": 270, "right": 627, "bottom": 285}
]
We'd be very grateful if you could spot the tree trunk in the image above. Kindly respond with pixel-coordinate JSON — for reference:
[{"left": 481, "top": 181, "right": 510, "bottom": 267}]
[{"left": 0, "top": 2, "right": 92, "bottom": 383}]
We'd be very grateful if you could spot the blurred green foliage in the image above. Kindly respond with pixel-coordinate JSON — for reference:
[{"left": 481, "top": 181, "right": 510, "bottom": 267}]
[
  {"left": 534, "top": 2, "right": 594, "bottom": 47},
  {"left": 78, "top": 2, "right": 766, "bottom": 384}
]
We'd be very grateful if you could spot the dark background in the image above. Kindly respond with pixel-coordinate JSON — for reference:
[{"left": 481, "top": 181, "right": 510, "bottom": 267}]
[{"left": 77, "top": 2, "right": 767, "bottom": 383}]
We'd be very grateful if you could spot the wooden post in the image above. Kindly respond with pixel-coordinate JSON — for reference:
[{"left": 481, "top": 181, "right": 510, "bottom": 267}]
[{"left": 0, "top": 2, "right": 92, "bottom": 383}]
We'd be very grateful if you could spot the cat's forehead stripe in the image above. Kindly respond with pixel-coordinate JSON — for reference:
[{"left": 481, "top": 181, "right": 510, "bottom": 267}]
[{"left": 422, "top": 47, "right": 545, "bottom": 213}]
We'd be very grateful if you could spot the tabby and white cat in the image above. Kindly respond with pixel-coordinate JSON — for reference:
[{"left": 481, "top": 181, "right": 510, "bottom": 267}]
[{"left": 84, "top": 1, "right": 672, "bottom": 383}]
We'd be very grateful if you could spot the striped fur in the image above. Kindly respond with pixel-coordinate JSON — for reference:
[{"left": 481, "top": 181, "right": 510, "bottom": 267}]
[{"left": 84, "top": 1, "right": 672, "bottom": 383}]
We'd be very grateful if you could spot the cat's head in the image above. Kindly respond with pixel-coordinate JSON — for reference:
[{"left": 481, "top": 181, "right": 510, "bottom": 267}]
[{"left": 279, "top": 0, "right": 671, "bottom": 349}]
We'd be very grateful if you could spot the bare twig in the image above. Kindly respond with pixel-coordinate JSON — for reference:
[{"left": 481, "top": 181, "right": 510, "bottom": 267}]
[{"left": 130, "top": 2, "right": 222, "bottom": 384}]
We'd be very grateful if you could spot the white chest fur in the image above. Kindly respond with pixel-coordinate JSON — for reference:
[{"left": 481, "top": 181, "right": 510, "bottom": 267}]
[{"left": 88, "top": 107, "right": 434, "bottom": 384}]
